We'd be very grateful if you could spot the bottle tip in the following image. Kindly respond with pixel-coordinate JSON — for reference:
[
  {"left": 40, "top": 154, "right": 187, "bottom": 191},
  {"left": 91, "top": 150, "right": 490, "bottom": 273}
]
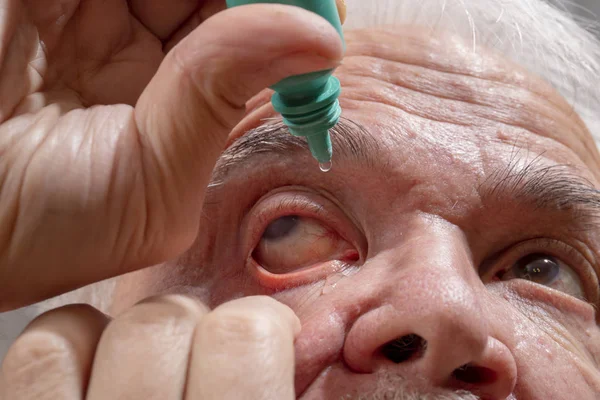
[{"left": 319, "top": 160, "right": 333, "bottom": 172}]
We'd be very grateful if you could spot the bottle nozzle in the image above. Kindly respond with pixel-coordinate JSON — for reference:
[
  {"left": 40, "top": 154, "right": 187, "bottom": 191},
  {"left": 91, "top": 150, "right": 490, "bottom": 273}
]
[
  {"left": 304, "top": 130, "right": 333, "bottom": 164},
  {"left": 226, "top": 0, "right": 345, "bottom": 171},
  {"left": 273, "top": 76, "right": 341, "bottom": 168}
]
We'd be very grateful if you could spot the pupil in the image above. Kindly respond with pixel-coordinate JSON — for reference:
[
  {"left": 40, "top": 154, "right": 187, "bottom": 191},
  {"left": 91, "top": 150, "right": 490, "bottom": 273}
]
[
  {"left": 514, "top": 253, "right": 560, "bottom": 284},
  {"left": 262, "top": 216, "right": 299, "bottom": 241}
]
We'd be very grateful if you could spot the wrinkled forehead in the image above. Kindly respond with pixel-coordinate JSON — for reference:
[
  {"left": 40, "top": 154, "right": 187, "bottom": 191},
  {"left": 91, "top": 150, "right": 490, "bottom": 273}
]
[
  {"left": 231, "top": 26, "right": 600, "bottom": 184},
  {"left": 337, "top": 27, "right": 600, "bottom": 169}
]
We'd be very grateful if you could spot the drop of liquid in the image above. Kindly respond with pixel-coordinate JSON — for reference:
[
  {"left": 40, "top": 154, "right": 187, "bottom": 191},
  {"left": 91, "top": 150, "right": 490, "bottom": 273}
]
[{"left": 319, "top": 160, "right": 332, "bottom": 172}]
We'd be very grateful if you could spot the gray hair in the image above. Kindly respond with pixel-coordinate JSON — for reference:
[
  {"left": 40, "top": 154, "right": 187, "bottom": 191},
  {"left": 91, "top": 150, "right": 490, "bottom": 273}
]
[
  {"left": 343, "top": 0, "right": 600, "bottom": 143},
  {"left": 338, "top": 370, "right": 482, "bottom": 400}
]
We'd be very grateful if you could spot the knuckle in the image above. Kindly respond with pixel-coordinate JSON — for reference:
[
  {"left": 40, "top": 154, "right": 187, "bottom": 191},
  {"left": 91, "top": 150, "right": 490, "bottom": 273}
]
[
  {"left": 201, "top": 308, "right": 284, "bottom": 342},
  {"left": 104, "top": 294, "right": 206, "bottom": 338},
  {"left": 46, "top": 303, "right": 102, "bottom": 320},
  {"left": 229, "top": 295, "right": 286, "bottom": 309},
  {"left": 170, "top": 43, "right": 244, "bottom": 132},
  {"left": 2, "top": 329, "right": 74, "bottom": 382}
]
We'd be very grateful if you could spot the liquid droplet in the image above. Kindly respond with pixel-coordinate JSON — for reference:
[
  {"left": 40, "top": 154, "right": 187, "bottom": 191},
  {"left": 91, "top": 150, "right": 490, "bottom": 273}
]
[{"left": 319, "top": 160, "right": 332, "bottom": 172}]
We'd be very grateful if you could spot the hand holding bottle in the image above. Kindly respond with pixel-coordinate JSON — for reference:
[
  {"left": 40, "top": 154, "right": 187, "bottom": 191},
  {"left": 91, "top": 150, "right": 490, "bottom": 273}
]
[{"left": 0, "top": 0, "right": 345, "bottom": 311}]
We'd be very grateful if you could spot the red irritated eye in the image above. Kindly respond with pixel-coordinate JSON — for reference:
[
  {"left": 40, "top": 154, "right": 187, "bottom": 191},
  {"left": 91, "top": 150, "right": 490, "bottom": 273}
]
[{"left": 252, "top": 215, "right": 358, "bottom": 274}]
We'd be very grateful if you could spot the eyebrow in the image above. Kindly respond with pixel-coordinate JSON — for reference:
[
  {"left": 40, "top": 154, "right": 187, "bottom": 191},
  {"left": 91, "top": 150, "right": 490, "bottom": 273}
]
[
  {"left": 209, "top": 117, "right": 382, "bottom": 184},
  {"left": 212, "top": 119, "right": 600, "bottom": 232},
  {"left": 479, "top": 154, "right": 600, "bottom": 231}
]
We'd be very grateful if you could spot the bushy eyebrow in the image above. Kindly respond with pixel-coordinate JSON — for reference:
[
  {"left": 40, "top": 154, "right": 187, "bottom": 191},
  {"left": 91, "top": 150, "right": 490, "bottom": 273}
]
[
  {"left": 479, "top": 154, "right": 600, "bottom": 231},
  {"left": 209, "top": 117, "right": 381, "bottom": 185},
  {"left": 211, "top": 118, "right": 600, "bottom": 235}
]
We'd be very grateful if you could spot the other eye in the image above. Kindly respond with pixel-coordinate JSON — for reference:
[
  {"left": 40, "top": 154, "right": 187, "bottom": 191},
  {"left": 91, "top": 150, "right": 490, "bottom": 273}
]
[
  {"left": 498, "top": 253, "right": 585, "bottom": 300},
  {"left": 253, "top": 215, "right": 358, "bottom": 274}
]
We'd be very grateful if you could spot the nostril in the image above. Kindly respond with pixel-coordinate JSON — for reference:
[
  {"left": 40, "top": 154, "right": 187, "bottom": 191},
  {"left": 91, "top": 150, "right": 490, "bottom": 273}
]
[
  {"left": 381, "top": 334, "right": 427, "bottom": 364},
  {"left": 452, "top": 364, "right": 497, "bottom": 385}
]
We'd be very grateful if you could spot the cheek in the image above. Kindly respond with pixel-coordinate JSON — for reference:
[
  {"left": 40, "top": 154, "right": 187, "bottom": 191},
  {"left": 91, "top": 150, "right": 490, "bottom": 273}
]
[
  {"left": 510, "top": 325, "right": 600, "bottom": 397},
  {"left": 487, "top": 284, "right": 600, "bottom": 395},
  {"left": 271, "top": 281, "right": 364, "bottom": 393}
]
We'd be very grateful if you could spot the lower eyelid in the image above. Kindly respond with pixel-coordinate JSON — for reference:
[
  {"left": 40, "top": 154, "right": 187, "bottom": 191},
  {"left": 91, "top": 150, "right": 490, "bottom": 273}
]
[
  {"left": 501, "top": 279, "right": 598, "bottom": 323},
  {"left": 242, "top": 190, "right": 365, "bottom": 289},
  {"left": 247, "top": 257, "right": 354, "bottom": 290}
]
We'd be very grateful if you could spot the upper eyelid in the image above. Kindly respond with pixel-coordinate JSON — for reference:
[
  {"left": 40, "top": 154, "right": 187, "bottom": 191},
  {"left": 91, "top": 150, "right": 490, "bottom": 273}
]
[
  {"left": 481, "top": 238, "right": 585, "bottom": 280},
  {"left": 245, "top": 192, "right": 342, "bottom": 250},
  {"left": 481, "top": 238, "right": 599, "bottom": 303},
  {"left": 252, "top": 196, "right": 333, "bottom": 239},
  {"left": 243, "top": 188, "right": 367, "bottom": 261},
  {"left": 270, "top": 195, "right": 328, "bottom": 217}
]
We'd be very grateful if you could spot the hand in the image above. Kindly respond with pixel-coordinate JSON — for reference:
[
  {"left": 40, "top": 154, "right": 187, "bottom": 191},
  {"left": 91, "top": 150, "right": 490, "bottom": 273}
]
[
  {"left": 0, "top": 295, "right": 300, "bottom": 399},
  {"left": 0, "top": 1, "right": 344, "bottom": 311}
]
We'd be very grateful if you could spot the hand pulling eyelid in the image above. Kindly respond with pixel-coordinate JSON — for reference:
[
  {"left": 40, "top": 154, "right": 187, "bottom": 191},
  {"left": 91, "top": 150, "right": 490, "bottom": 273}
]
[{"left": 225, "top": 0, "right": 346, "bottom": 171}]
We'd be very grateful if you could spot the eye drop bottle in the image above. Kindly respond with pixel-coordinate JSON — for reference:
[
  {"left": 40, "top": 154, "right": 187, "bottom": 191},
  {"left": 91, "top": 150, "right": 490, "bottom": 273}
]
[{"left": 226, "top": 0, "right": 345, "bottom": 168}]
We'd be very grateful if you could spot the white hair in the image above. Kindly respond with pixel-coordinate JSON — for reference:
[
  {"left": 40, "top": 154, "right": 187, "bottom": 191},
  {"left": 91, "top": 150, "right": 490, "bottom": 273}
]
[
  {"left": 343, "top": 0, "right": 600, "bottom": 144},
  {"left": 3, "top": 0, "right": 600, "bottom": 359},
  {"left": 339, "top": 369, "right": 483, "bottom": 399}
]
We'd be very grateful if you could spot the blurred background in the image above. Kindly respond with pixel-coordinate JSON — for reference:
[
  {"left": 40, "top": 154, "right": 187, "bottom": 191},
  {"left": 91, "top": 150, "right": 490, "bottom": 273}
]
[
  {"left": 568, "top": 0, "right": 600, "bottom": 34},
  {"left": 572, "top": 0, "right": 600, "bottom": 16}
]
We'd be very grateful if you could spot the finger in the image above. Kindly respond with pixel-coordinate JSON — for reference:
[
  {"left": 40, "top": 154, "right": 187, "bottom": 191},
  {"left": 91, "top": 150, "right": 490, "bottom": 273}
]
[
  {"left": 0, "top": 304, "right": 109, "bottom": 400},
  {"left": 164, "top": 0, "right": 343, "bottom": 52},
  {"left": 185, "top": 296, "right": 301, "bottom": 400},
  {"left": 337, "top": 0, "right": 347, "bottom": 24},
  {"left": 132, "top": 5, "right": 343, "bottom": 265},
  {"left": 86, "top": 295, "right": 209, "bottom": 400},
  {"left": 128, "top": 0, "right": 203, "bottom": 40},
  {"left": 163, "top": 0, "right": 227, "bottom": 53},
  {"left": 135, "top": 0, "right": 344, "bottom": 49}
]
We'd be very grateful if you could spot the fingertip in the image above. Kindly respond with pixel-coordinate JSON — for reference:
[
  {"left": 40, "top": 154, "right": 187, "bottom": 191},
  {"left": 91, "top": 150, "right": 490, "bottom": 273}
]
[
  {"left": 134, "top": 293, "right": 211, "bottom": 317},
  {"left": 27, "top": 303, "right": 110, "bottom": 334},
  {"left": 175, "top": 3, "right": 344, "bottom": 70},
  {"left": 2, "top": 304, "right": 109, "bottom": 399},
  {"left": 337, "top": 0, "right": 347, "bottom": 25},
  {"left": 280, "top": 302, "right": 302, "bottom": 337},
  {"left": 214, "top": 296, "right": 301, "bottom": 336}
]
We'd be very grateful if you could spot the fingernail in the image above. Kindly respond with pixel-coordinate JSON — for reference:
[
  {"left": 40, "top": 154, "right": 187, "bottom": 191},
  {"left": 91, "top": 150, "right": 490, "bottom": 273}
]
[{"left": 337, "top": 0, "right": 347, "bottom": 24}]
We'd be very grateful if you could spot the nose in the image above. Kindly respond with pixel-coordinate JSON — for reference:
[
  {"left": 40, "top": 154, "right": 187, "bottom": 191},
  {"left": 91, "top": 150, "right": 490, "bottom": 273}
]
[{"left": 343, "top": 226, "right": 517, "bottom": 399}]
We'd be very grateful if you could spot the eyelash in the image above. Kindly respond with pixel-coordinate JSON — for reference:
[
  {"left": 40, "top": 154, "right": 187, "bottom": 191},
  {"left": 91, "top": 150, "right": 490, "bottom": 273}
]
[
  {"left": 242, "top": 191, "right": 600, "bottom": 305},
  {"left": 250, "top": 198, "right": 331, "bottom": 246},
  {"left": 485, "top": 238, "right": 599, "bottom": 302},
  {"left": 242, "top": 190, "right": 364, "bottom": 289},
  {"left": 244, "top": 190, "right": 360, "bottom": 261}
]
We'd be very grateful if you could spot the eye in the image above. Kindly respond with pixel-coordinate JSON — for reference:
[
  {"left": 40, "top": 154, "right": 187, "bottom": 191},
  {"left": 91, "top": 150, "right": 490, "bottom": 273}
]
[
  {"left": 498, "top": 252, "right": 586, "bottom": 300},
  {"left": 510, "top": 253, "right": 560, "bottom": 284},
  {"left": 253, "top": 214, "right": 358, "bottom": 274}
]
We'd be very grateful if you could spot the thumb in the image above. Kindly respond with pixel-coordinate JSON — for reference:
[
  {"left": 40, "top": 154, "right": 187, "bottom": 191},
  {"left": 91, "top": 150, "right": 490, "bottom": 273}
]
[{"left": 133, "top": 4, "right": 343, "bottom": 262}]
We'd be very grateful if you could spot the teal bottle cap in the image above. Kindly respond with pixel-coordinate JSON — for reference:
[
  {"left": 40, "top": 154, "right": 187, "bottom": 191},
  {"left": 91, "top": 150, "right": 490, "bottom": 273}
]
[{"left": 226, "top": 0, "right": 344, "bottom": 166}]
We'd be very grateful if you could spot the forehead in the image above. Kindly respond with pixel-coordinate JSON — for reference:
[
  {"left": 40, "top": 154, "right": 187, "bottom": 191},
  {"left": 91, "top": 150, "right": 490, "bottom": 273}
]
[
  {"left": 111, "top": 26, "right": 600, "bottom": 313},
  {"left": 328, "top": 27, "right": 600, "bottom": 181}
]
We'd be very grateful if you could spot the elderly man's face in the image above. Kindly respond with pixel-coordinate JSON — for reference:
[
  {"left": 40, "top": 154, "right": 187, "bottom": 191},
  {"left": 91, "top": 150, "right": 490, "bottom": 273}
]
[{"left": 111, "top": 27, "right": 600, "bottom": 399}]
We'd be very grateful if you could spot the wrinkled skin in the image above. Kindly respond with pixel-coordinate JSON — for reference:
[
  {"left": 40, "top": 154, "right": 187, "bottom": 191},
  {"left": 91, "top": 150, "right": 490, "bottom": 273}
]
[
  {"left": 111, "top": 28, "right": 600, "bottom": 399},
  {"left": 1, "top": 0, "right": 599, "bottom": 399},
  {"left": 0, "top": 0, "right": 345, "bottom": 309}
]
